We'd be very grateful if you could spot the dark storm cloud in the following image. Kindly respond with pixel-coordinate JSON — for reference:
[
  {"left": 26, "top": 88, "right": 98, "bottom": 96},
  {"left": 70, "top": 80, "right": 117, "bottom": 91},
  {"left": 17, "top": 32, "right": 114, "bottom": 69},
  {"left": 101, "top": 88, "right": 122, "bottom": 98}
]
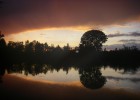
[
  {"left": 0, "top": 0, "right": 140, "bottom": 35},
  {"left": 108, "top": 32, "right": 140, "bottom": 38}
]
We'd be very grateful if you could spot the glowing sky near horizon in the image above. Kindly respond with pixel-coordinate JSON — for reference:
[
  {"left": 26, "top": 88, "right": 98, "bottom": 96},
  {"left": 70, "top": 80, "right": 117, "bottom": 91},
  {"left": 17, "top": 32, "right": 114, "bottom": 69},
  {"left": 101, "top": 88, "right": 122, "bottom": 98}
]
[
  {"left": 5, "top": 28, "right": 85, "bottom": 47},
  {"left": 1, "top": 0, "right": 140, "bottom": 47},
  {"left": 5, "top": 22, "right": 140, "bottom": 47}
]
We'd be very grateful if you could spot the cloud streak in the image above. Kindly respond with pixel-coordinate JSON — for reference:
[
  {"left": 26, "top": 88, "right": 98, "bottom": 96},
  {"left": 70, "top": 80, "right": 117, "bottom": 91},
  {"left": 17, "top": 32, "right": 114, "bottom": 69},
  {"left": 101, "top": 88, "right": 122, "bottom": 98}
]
[
  {"left": 108, "top": 32, "right": 140, "bottom": 38},
  {"left": 0, "top": 0, "right": 140, "bottom": 35},
  {"left": 119, "top": 39, "right": 140, "bottom": 43},
  {"left": 106, "top": 76, "right": 140, "bottom": 83},
  {"left": 103, "top": 43, "right": 140, "bottom": 50}
]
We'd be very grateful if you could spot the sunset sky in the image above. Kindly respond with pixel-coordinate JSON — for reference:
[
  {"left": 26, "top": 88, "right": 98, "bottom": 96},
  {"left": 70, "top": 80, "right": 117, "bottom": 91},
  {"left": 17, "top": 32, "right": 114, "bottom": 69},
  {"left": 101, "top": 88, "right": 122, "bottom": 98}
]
[{"left": 1, "top": 0, "right": 140, "bottom": 47}]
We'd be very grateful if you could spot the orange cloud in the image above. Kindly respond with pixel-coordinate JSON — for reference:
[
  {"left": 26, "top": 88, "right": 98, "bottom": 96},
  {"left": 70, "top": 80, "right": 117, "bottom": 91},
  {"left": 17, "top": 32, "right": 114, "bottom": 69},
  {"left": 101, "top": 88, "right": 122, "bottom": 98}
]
[{"left": 1, "top": 0, "right": 140, "bottom": 35}]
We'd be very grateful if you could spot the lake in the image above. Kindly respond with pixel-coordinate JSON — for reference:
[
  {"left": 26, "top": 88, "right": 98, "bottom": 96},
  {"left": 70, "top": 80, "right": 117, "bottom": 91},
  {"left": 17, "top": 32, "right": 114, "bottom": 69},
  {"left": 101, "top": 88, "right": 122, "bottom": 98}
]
[
  {"left": 0, "top": 64, "right": 140, "bottom": 100},
  {"left": 5, "top": 64, "right": 140, "bottom": 91}
]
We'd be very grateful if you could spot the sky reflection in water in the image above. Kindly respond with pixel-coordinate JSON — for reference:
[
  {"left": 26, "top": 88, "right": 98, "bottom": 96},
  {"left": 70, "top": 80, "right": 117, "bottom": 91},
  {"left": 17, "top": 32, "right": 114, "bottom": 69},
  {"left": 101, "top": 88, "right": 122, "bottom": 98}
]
[{"left": 9, "top": 65, "right": 140, "bottom": 92}]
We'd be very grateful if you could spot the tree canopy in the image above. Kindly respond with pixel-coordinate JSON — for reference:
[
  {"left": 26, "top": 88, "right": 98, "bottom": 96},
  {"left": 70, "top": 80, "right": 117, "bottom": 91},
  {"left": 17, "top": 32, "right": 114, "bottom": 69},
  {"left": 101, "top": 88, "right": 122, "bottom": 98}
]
[
  {"left": 0, "top": 32, "right": 6, "bottom": 48},
  {"left": 80, "top": 30, "right": 107, "bottom": 51}
]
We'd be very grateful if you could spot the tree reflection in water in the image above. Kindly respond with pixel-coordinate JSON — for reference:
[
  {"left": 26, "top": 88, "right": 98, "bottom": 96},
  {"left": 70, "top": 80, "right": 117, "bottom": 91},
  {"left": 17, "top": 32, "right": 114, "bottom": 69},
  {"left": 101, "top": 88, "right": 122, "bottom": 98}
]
[
  {"left": 79, "top": 66, "right": 106, "bottom": 89},
  {"left": 0, "top": 63, "right": 140, "bottom": 89}
]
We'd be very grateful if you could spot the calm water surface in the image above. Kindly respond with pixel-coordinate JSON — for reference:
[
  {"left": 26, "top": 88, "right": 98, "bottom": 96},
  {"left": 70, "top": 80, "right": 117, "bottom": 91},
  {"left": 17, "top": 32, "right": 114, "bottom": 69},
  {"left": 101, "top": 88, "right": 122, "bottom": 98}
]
[{"left": 9, "top": 65, "right": 140, "bottom": 92}]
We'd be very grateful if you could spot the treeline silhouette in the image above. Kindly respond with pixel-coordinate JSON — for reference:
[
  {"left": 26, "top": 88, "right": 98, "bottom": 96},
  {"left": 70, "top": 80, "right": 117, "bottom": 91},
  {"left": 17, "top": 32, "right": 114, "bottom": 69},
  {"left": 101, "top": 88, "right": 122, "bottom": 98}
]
[
  {"left": 1, "top": 39, "right": 140, "bottom": 65},
  {"left": 0, "top": 30, "right": 140, "bottom": 66},
  {"left": 2, "top": 40, "right": 77, "bottom": 64}
]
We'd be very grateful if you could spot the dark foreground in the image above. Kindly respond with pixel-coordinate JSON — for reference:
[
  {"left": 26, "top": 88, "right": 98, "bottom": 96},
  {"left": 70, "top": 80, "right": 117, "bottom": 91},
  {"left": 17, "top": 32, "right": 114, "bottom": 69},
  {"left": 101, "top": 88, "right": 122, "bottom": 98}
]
[{"left": 0, "top": 74, "right": 140, "bottom": 100}]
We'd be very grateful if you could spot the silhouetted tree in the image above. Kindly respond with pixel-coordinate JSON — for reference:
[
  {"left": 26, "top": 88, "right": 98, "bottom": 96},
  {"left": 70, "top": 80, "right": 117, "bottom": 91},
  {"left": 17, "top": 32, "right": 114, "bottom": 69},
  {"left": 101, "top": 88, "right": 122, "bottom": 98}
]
[
  {"left": 0, "top": 32, "right": 6, "bottom": 63},
  {"left": 79, "top": 30, "right": 107, "bottom": 51},
  {"left": 63, "top": 43, "right": 71, "bottom": 51},
  {"left": 44, "top": 42, "right": 49, "bottom": 51},
  {"left": 7, "top": 41, "right": 24, "bottom": 63},
  {"left": 0, "top": 33, "right": 6, "bottom": 48}
]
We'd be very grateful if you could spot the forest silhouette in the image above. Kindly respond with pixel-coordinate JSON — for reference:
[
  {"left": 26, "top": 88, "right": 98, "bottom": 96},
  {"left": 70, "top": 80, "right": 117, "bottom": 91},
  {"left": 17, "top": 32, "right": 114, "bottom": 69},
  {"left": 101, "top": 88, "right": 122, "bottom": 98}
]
[
  {"left": 0, "top": 30, "right": 140, "bottom": 66},
  {"left": 1, "top": 30, "right": 140, "bottom": 89}
]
